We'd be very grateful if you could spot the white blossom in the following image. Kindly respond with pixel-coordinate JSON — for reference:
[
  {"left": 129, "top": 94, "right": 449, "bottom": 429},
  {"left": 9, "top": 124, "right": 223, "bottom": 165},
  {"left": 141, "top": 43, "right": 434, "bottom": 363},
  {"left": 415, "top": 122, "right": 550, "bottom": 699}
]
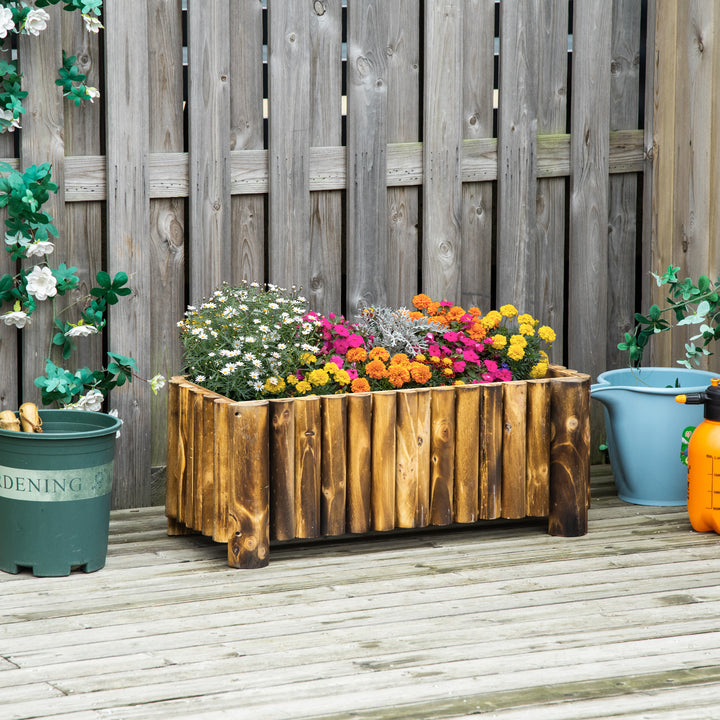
[
  {"left": 85, "top": 86, "right": 100, "bottom": 103},
  {"left": 1, "top": 311, "right": 30, "bottom": 328},
  {"left": 24, "top": 241, "right": 55, "bottom": 258},
  {"left": 64, "top": 324, "right": 98, "bottom": 338},
  {"left": 0, "top": 7, "right": 14, "bottom": 39},
  {"left": 78, "top": 389, "right": 104, "bottom": 412},
  {"left": 150, "top": 374, "right": 166, "bottom": 394},
  {"left": 23, "top": 8, "right": 50, "bottom": 36},
  {"left": 25, "top": 266, "right": 57, "bottom": 301},
  {"left": 82, "top": 13, "right": 103, "bottom": 34}
]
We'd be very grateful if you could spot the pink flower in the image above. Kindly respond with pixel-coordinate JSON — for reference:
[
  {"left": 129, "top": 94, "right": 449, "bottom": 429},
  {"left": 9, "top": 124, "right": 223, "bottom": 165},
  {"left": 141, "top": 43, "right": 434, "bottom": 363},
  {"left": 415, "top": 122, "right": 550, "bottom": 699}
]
[
  {"left": 484, "top": 360, "right": 498, "bottom": 373},
  {"left": 497, "top": 368, "right": 513, "bottom": 382},
  {"left": 452, "top": 360, "right": 466, "bottom": 373},
  {"left": 444, "top": 331, "right": 461, "bottom": 343},
  {"left": 462, "top": 349, "right": 480, "bottom": 363},
  {"left": 330, "top": 355, "right": 344, "bottom": 368},
  {"left": 347, "top": 333, "right": 364, "bottom": 348}
]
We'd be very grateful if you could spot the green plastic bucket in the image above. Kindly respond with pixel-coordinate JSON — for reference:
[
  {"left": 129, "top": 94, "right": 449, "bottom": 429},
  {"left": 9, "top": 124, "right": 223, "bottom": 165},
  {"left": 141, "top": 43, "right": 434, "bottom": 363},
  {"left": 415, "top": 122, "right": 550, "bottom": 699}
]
[{"left": 0, "top": 409, "right": 121, "bottom": 577}]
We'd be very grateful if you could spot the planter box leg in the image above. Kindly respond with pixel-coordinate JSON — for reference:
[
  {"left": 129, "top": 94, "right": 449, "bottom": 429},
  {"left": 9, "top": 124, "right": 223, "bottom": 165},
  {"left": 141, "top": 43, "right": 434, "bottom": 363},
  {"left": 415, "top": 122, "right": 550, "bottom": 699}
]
[{"left": 548, "top": 377, "right": 590, "bottom": 537}]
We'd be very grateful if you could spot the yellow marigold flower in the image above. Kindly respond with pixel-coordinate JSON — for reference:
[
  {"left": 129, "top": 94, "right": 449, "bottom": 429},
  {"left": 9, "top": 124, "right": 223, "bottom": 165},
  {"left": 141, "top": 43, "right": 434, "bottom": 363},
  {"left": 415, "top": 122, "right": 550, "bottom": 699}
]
[
  {"left": 441, "top": 357, "right": 453, "bottom": 366},
  {"left": 264, "top": 376, "right": 286, "bottom": 394},
  {"left": 308, "top": 369, "right": 330, "bottom": 386},
  {"left": 368, "top": 346, "right": 390, "bottom": 362},
  {"left": 300, "top": 352, "right": 317, "bottom": 365},
  {"left": 335, "top": 369, "right": 351, "bottom": 385},
  {"left": 509, "top": 334, "right": 527, "bottom": 347},
  {"left": 409, "top": 362, "right": 431, "bottom": 384},
  {"left": 415, "top": 353, "right": 427, "bottom": 363},
  {"left": 391, "top": 353, "right": 410, "bottom": 366},
  {"left": 365, "top": 359, "right": 388, "bottom": 379},
  {"left": 480, "top": 310, "right": 502, "bottom": 329},
  {"left": 490, "top": 334, "right": 507, "bottom": 349},
  {"left": 286, "top": 375, "right": 299, "bottom": 385},
  {"left": 323, "top": 362, "right": 340, "bottom": 375},
  {"left": 412, "top": 293, "right": 432, "bottom": 311},
  {"left": 346, "top": 347, "right": 367, "bottom": 363},
  {"left": 453, "top": 380, "right": 465, "bottom": 385},
  {"left": 500, "top": 304, "right": 518, "bottom": 318},
  {"left": 442, "top": 367, "right": 454, "bottom": 377},
  {"left": 517, "top": 313, "right": 536, "bottom": 326},
  {"left": 351, "top": 377, "right": 371, "bottom": 393},
  {"left": 429, "top": 355, "right": 441, "bottom": 364},
  {"left": 530, "top": 362, "right": 548, "bottom": 378},
  {"left": 519, "top": 323, "right": 535, "bottom": 336},
  {"left": 538, "top": 325, "right": 556, "bottom": 343},
  {"left": 296, "top": 380, "right": 312, "bottom": 394},
  {"left": 507, "top": 344, "right": 525, "bottom": 361}
]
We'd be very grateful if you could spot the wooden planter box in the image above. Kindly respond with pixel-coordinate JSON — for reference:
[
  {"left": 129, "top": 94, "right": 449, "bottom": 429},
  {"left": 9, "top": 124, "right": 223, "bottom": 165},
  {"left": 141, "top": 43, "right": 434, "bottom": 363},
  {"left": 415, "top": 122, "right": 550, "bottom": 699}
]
[{"left": 166, "top": 366, "right": 591, "bottom": 568}]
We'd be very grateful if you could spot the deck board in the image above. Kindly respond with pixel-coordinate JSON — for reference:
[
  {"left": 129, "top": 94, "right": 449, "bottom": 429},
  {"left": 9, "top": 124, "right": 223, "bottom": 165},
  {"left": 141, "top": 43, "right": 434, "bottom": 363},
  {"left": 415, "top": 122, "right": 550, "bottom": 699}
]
[{"left": 2, "top": 467, "right": 720, "bottom": 719}]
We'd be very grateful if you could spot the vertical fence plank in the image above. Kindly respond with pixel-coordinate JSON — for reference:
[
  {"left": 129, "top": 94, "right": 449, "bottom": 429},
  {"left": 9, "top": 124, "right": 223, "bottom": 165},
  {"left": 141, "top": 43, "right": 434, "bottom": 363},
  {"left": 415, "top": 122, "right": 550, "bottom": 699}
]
[
  {"left": 501, "top": 381, "right": 527, "bottom": 519},
  {"left": 526, "top": 378, "right": 551, "bottom": 516},
  {"left": 648, "top": 0, "right": 676, "bottom": 367},
  {"left": 479, "top": 383, "right": 503, "bottom": 519},
  {"left": 294, "top": 395, "right": 321, "bottom": 538},
  {"left": 18, "top": 4, "right": 64, "bottom": 403},
  {"left": 371, "top": 390, "right": 396, "bottom": 531},
  {"left": 309, "top": 0, "right": 342, "bottom": 313},
  {"left": 461, "top": 0, "right": 494, "bottom": 310},
  {"left": 386, "top": 0, "right": 420, "bottom": 308},
  {"left": 188, "top": 0, "right": 230, "bottom": 304},
  {"left": 321, "top": 394, "right": 347, "bottom": 536},
  {"left": 535, "top": 0, "right": 568, "bottom": 358},
  {"left": 454, "top": 385, "right": 480, "bottom": 523},
  {"left": 415, "top": 387, "right": 432, "bottom": 526},
  {"left": 269, "top": 398, "right": 296, "bottom": 541},
  {"left": 423, "top": 0, "right": 462, "bottom": 302},
  {"left": 0, "top": 129, "right": 17, "bottom": 411},
  {"left": 430, "top": 386, "right": 455, "bottom": 525},
  {"left": 607, "top": 0, "right": 642, "bottom": 371},
  {"left": 61, "top": 10, "right": 102, "bottom": 375},
  {"left": 347, "top": 0, "right": 388, "bottom": 315},
  {"left": 105, "top": 0, "right": 151, "bottom": 508},
  {"left": 497, "top": 0, "right": 538, "bottom": 313},
  {"left": 148, "top": 0, "right": 185, "bottom": 469},
  {"left": 268, "top": 0, "right": 311, "bottom": 294},
  {"left": 396, "top": 388, "right": 419, "bottom": 527},
  {"left": 568, "top": 1, "right": 611, "bottom": 456},
  {"left": 230, "top": 0, "right": 265, "bottom": 284}
]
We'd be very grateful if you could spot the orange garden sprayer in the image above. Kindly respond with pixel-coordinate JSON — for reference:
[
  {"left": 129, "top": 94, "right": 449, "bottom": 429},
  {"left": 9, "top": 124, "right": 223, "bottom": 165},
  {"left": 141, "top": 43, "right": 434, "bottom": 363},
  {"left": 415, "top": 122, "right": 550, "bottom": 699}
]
[{"left": 676, "top": 378, "right": 720, "bottom": 533}]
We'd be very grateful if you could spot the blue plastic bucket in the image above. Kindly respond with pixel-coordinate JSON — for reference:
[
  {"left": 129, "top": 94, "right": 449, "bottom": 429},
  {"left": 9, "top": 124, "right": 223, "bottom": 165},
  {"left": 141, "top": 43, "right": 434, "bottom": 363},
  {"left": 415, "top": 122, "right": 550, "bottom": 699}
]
[{"left": 591, "top": 367, "right": 718, "bottom": 506}]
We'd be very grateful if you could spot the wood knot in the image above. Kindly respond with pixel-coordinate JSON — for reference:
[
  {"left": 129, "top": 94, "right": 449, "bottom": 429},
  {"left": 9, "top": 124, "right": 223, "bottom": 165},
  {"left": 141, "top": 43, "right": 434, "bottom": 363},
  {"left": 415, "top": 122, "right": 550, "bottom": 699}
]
[{"left": 313, "top": 0, "right": 326, "bottom": 14}]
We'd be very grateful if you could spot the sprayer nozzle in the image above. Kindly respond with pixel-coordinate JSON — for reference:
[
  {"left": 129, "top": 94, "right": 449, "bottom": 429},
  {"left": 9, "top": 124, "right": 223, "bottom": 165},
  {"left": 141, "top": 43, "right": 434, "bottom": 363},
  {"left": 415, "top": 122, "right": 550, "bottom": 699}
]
[{"left": 676, "top": 394, "right": 688, "bottom": 404}]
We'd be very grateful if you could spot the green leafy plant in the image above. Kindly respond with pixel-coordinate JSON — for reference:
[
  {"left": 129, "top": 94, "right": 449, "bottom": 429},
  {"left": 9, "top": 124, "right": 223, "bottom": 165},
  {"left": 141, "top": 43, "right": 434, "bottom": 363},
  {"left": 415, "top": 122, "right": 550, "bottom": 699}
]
[
  {"left": 0, "top": 0, "right": 102, "bottom": 133},
  {"left": 618, "top": 265, "right": 720, "bottom": 368}
]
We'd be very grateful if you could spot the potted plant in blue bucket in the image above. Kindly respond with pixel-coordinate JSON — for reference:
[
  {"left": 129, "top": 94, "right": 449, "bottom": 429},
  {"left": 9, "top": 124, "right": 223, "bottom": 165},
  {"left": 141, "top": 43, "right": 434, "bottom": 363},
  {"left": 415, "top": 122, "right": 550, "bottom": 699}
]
[{"left": 592, "top": 266, "right": 720, "bottom": 506}]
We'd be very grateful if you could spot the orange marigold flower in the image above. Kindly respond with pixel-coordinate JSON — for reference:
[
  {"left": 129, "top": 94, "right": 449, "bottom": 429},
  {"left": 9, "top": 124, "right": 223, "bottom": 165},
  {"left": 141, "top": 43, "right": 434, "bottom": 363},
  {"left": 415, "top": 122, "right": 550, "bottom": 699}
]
[
  {"left": 428, "top": 315, "right": 449, "bottom": 327},
  {"left": 391, "top": 353, "right": 410, "bottom": 366},
  {"left": 351, "top": 378, "right": 371, "bottom": 393},
  {"left": 368, "top": 346, "right": 390, "bottom": 362},
  {"left": 468, "top": 306, "right": 482, "bottom": 317},
  {"left": 409, "top": 362, "right": 431, "bottom": 384},
  {"left": 412, "top": 293, "right": 432, "bottom": 311},
  {"left": 346, "top": 346, "right": 368, "bottom": 363},
  {"left": 446, "top": 306, "right": 466, "bottom": 322},
  {"left": 468, "top": 323, "right": 487, "bottom": 341},
  {"left": 387, "top": 363, "right": 411, "bottom": 388},
  {"left": 427, "top": 302, "right": 441, "bottom": 315},
  {"left": 365, "top": 359, "right": 388, "bottom": 379},
  {"left": 407, "top": 311, "right": 424, "bottom": 321}
]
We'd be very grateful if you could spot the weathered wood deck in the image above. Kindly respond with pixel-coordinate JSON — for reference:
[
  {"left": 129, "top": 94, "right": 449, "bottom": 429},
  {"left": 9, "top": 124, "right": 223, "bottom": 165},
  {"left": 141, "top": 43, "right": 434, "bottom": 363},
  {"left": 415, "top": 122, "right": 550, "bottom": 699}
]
[{"left": 2, "top": 467, "right": 720, "bottom": 719}]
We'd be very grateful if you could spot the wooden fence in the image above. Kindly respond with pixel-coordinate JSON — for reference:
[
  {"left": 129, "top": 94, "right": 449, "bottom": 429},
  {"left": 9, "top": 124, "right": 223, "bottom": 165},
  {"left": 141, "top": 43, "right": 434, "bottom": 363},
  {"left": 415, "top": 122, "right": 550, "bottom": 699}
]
[{"left": 0, "top": 0, "right": 655, "bottom": 508}]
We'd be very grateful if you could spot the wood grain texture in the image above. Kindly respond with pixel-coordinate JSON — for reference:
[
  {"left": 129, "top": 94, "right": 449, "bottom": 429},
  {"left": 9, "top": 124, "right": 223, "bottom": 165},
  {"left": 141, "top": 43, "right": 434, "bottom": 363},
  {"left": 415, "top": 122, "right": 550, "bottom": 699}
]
[
  {"left": 454, "top": 385, "right": 480, "bottom": 523},
  {"left": 201, "top": 394, "right": 216, "bottom": 535},
  {"left": 501, "top": 381, "right": 527, "bottom": 519},
  {"left": 227, "top": 401, "right": 270, "bottom": 569},
  {"left": 347, "top": 392, "right": 373, "bottom": 533},
  {"left": 309, "top": 0, "right": 343, "bottom": 313},
  {"left": 188, "top": 1, "right": 230, "bottom": 304},
  {"left": 414, "top": 388, "right": 432, "bottom": 527},
  {"left": 479, "top": 383, "right": 503, "bottom": 519},
  {"left": 230, "top": 0, "right": 264, "bottom": 285},
  {"left": 148, "top": 0, "right": 185, "bottom": 468},
  {"left": 269, "top": 398, "right": 296, "bottom": 541},
  {"left": 386, "top": 0, "right": 420, "bottom": 307},
  {"left": 422, "top": 0, "right": 463, "bottom": 301},
  {"left": 0, "top": 131, "right": 17, "bottom": 410},
  {"left": 371, "top": 391, "right": 397, "bottom": 532},
  {"left": 535, "top": 0, "right": 568, "bottom": 361},
  {"left": 548, "top": 378, "right": 590, "bottom": 537},
  {"left": 321, "top": 395, "right": 347, "bottom": 536},
  {"left": 212, "top": 398, "right": 237, "bottom": 543},
  {"left": 429, "top": 386, "right": 455, "bottom": 526},
  {"left": 346, "top": 0, "right": 389, "bottom": 315},
  {"left": 18, "top": 3, "right": 64, "bottom": 404},
  {"left": 164, "top": 378, "right": 184, "bottom": 521},
  {"left": 395, "top": 389, "right": 419, "bottom": 528},
  {"left": 105, "top": 0, "right": 151, "bottom": 508},
  {"left": 526, "top": 378, "right": 551, "bottom": 517},
  {"left": 497, "top": 0, "right": 538, "bottom": 314},
  {"left": 268, "top": 0, "right": 311, "bottom": 293},
  {"left": 461, "top": 0, "right": 494, "bottom": 311},
  {"left": 294, "top": 396, "right": 322, "bottom": 539}
]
